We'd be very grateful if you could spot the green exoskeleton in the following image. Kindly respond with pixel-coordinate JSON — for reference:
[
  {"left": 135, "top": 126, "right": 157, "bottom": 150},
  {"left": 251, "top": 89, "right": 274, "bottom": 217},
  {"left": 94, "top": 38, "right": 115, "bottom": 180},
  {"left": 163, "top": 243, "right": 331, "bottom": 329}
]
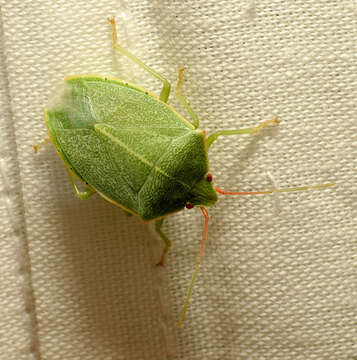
[{"left": 38, "top": 17, "right": 335, "bottom": 325}]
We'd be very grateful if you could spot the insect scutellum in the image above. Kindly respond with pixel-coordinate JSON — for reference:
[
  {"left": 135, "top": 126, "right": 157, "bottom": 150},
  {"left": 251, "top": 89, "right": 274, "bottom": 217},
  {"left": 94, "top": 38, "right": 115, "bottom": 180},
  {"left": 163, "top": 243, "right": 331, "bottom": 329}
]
[{"left": 37, "top": 16, "right": 336, "bottom": 327}]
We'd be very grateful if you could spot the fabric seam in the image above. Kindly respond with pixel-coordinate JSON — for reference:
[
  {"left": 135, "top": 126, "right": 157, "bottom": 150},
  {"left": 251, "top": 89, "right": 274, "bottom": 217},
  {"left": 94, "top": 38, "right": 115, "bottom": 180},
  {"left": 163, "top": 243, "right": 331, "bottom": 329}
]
[{"left": 0, "top": 6, "right": 41, "bottom": 359}]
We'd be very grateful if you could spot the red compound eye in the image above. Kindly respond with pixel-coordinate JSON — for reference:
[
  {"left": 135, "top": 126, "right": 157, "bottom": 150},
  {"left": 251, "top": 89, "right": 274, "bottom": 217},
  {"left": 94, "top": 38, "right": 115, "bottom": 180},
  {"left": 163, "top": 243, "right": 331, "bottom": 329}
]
[
  {"left": 185, "top": 203, "right": 194, "bottom": 209},
  {"left": 206, "top": 173, "right": 213, "bottom": 182}
]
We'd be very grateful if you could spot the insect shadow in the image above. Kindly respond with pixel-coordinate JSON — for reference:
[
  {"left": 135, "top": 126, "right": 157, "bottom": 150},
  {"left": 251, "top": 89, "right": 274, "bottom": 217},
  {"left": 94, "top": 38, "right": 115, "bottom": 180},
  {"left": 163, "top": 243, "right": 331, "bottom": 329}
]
[{"left": 49, "top": 174, "right": 172, "bottom": 357}]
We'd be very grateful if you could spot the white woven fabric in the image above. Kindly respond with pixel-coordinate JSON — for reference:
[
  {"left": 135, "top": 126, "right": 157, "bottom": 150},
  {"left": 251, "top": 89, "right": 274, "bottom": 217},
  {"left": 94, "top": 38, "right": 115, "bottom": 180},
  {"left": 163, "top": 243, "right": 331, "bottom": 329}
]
[{"left": 0, "top": 1, "right": 356, "bottom": 359}]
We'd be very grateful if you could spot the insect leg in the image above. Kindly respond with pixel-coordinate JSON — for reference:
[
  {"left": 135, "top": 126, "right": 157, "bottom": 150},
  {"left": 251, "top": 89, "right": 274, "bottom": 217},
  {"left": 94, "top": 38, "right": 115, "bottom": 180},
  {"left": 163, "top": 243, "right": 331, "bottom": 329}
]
[
  {"left": 155, "top": 218, "right": 171, "bottom": 266},
  {"left": 206, "top": 117, "right": 279, "bottom": 148},
  {"left": 174, "top": 68, "right": 199, "bottom": 128},
  {"left": 178, "top": 207, "right": 209, "bottom": 326},
  {"left": 32, "top": 137, "right": 51, "bottom": 153},
  {"left": 66, "top": 168, "right": 96, "bottom": 200},
  {"left": 108, "top": 17, "right": 171, "bottom": 103}
]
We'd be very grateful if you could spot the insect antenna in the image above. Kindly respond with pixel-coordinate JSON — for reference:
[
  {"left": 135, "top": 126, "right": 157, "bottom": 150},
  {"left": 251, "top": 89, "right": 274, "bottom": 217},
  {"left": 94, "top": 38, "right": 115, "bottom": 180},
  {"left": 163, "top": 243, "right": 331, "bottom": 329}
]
[
  {"left": 215, "top": 182, "right": 336, "bottom": 196},
  {"left": 178, "top": 206, "right": 209, "bottom": 327}
]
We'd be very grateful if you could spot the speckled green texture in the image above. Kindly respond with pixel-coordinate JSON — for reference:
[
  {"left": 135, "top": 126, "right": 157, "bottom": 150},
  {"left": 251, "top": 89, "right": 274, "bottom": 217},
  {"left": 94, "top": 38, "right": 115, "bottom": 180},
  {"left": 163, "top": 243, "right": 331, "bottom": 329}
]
[{"left": 45, "top": 75, "right": 217, "bottom": 220}]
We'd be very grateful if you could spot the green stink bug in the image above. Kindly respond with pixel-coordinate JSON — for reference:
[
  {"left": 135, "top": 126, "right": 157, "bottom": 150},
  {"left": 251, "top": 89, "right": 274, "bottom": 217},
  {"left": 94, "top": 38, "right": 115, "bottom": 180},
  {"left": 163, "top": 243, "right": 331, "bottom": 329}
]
[{"left": 38, "top": 17, "right": 335, "bottom": 325}]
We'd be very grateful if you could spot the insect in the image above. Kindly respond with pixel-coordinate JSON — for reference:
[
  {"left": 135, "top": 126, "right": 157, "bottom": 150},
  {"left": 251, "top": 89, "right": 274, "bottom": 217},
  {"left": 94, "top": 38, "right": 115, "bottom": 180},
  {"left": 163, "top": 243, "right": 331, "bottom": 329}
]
[{"left": 37, "top": 17, "right": 335, "bottom": 325}]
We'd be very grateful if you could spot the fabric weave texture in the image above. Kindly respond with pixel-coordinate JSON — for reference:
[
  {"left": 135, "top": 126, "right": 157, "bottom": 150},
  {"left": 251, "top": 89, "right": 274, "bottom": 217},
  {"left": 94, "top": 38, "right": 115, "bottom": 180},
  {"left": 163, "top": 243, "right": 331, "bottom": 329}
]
[{"left": 0, "top": 1, "right": 356, "bottom": 359}]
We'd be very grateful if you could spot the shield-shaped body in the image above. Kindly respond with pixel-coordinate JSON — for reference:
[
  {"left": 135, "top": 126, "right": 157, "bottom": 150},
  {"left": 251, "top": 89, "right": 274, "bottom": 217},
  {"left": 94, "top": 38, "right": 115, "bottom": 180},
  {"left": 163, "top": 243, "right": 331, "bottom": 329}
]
[{"left": 45, "top": 75, "right": 217, "bottom": 220}]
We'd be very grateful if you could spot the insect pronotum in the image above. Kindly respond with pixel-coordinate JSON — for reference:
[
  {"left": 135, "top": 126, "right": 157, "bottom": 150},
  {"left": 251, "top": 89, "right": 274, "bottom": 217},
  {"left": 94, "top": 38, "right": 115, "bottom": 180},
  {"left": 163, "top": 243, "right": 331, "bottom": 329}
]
[{"left": 36, "top": 17, "right": 335, "bottom": 326}]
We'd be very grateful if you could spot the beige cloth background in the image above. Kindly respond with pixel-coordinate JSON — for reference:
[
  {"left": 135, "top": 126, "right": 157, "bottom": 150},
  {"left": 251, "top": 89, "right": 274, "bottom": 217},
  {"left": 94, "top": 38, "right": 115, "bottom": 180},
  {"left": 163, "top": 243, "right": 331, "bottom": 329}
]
[{"left": 0, "top": 1, "right": 356, "bottom": 359}]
